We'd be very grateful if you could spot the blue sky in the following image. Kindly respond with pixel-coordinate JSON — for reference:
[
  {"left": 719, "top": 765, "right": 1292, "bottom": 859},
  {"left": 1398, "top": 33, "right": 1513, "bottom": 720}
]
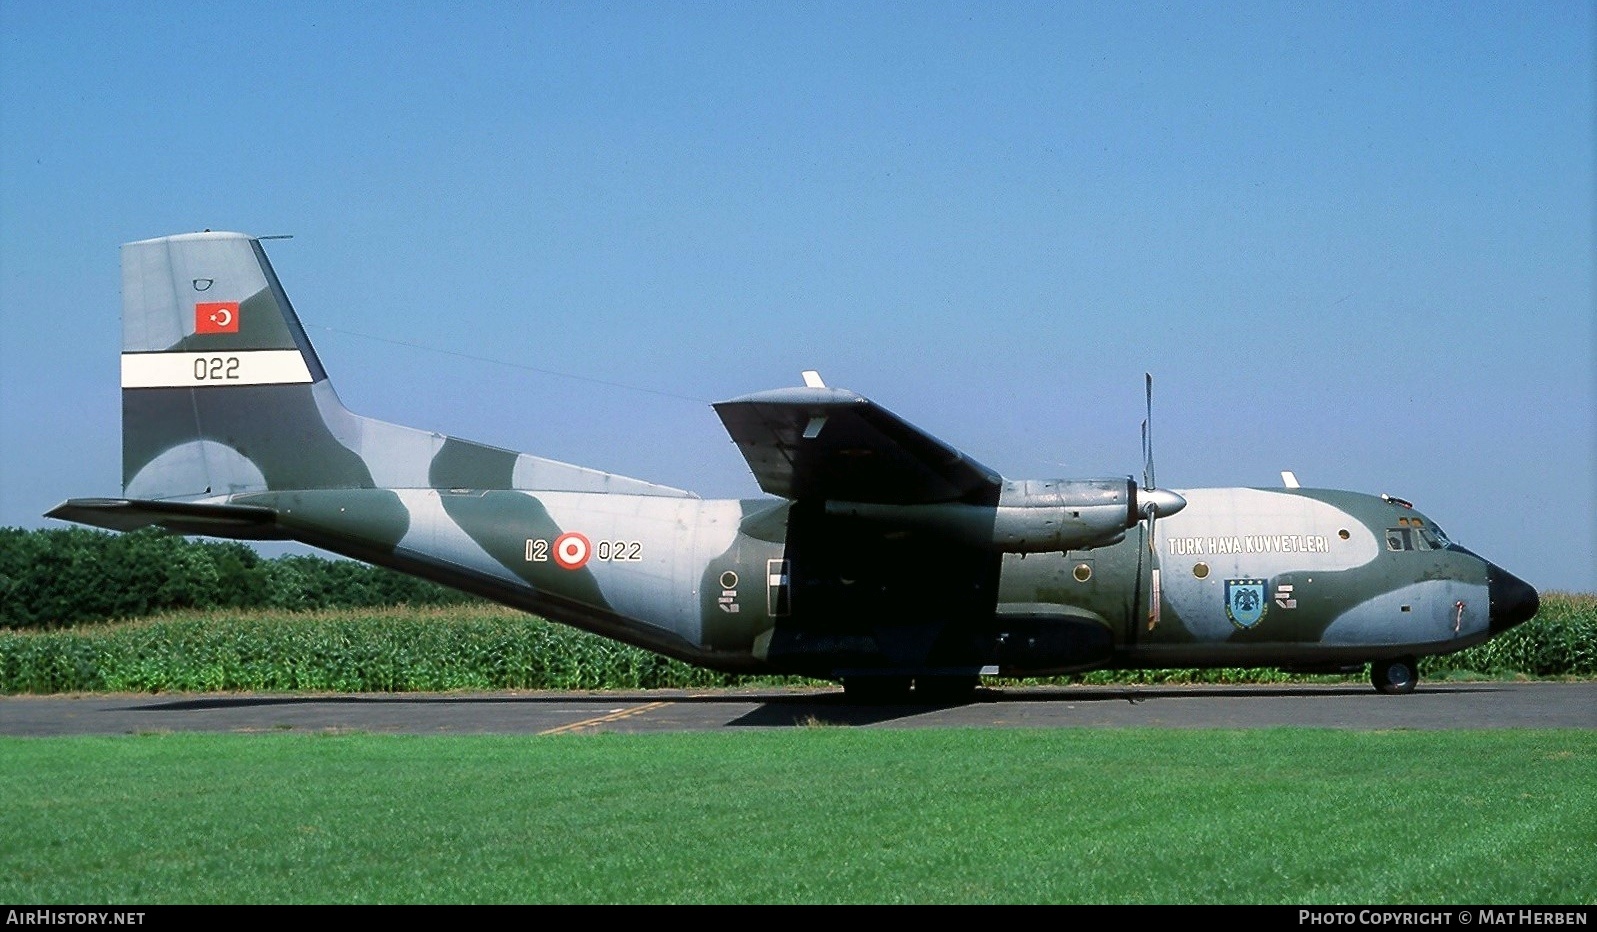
[{"left": 2, "top": 2, "right": 1592, "bottom": 592}]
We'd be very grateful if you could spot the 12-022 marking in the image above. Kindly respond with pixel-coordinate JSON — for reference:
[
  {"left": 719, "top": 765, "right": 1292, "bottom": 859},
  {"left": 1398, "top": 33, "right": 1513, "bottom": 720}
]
[{"left": 525, "top": 532, "right": 642, "bottom": 570}]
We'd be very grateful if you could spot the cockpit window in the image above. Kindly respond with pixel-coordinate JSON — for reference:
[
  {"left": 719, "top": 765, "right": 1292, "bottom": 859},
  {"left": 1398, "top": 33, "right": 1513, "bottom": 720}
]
[{"left": 1387, "top": 525, "right": 1444, "bottom": 552}]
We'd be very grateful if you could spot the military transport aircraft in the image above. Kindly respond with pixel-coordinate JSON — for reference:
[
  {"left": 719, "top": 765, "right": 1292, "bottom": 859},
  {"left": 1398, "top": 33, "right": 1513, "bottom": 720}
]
[{"left": 48, "top": 231, "right": 1541, "bottom": 701}]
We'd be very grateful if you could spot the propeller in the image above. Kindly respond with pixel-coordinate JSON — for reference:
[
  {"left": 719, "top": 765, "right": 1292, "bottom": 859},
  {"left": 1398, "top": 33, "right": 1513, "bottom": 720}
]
[{"left": 1137, "top": 372, "right": 1186, "bottom": 630}]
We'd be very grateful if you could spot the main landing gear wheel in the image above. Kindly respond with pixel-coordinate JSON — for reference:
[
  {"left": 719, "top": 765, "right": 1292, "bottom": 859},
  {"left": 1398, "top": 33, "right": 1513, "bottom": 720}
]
[
  {"left": 913, "top": 675, "right": 980, "bottom": 704},
  {"left": 1370, "top": 656, "right": 1419, "bottom": 695},
  {"left": 842, "top": 675, "right": 914, "bottom": 704}
]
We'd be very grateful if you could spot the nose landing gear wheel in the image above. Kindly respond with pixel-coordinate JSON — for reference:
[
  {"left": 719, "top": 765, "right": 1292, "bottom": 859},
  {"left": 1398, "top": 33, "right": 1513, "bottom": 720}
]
[{"left": 1370, "top": 656, "right": 1418, "bottom": 695}]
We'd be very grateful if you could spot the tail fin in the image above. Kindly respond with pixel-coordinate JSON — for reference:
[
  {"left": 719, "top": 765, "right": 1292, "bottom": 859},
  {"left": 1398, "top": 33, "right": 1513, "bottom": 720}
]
[{"left": 119, "top": 231, "right": 367, "bottom": 499}]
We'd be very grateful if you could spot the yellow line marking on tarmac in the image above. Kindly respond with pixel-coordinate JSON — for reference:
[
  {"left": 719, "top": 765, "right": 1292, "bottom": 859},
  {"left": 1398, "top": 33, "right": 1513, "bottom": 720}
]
[{"left": 539, "top": 701, "right": 672, "bottom": 736}]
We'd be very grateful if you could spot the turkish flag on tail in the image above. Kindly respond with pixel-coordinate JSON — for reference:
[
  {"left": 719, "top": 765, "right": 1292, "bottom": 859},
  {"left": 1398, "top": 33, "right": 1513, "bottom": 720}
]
[{"left": 195, "top": 302, "right": 240, "bottom": 334}]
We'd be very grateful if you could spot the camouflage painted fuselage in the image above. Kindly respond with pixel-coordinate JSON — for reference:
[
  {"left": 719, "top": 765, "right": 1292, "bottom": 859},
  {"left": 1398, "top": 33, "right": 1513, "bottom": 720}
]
[{"left": 50, "top": 232, "right": 1539, "bottom": 690}]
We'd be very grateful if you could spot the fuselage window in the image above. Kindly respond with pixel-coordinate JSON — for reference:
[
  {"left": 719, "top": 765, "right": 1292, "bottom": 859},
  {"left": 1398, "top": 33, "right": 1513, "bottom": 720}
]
[{"left": 1385, "top": 528, "right": 1413, "bottom": 551}]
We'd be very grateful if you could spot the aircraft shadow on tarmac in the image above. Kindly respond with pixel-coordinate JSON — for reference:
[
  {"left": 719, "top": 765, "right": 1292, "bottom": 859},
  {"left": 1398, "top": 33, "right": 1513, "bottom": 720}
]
[
  {"left": 721, "top": 684, "right": 1491, "bottom": 727},
  {"left": 127, "top": 683, "right": 1495, "bottom": 730}
]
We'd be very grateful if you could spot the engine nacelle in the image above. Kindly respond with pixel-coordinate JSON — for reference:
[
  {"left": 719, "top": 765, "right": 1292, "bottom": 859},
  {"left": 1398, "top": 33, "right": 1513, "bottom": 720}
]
[
  {"left": 825, "top": 477, "right": 1149, "bottom": 553},
  {"left": 991, "top": 477, "right": 1137, "bottom": 551}
]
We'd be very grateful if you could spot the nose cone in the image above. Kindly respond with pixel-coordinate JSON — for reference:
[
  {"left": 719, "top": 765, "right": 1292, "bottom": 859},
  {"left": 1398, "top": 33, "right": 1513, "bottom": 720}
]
[{"left": 1488, "top": 563, "right": 1539, "bottom": 634}]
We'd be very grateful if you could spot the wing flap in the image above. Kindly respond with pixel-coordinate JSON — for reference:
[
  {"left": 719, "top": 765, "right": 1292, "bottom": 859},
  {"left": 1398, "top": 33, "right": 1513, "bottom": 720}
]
[{"left": 712, "top": 386, "right": 1002, "bottom": 505}]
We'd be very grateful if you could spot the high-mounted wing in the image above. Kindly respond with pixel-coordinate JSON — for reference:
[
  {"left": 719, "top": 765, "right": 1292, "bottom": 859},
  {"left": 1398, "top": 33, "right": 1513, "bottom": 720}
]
[{"left": 712, "top": 384, "right": 1002, "bottom": 505}]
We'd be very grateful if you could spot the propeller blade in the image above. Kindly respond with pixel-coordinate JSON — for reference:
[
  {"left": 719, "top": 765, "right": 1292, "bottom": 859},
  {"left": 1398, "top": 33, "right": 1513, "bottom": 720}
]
[
  {"left": 1142, "top": 372, "right": 1155, "bottom": 491},
  {"left": 1138, "top": 371, "right": 1177, "bottom": 631},
  {"left": 1141, "top": 419, "right": 1150, "bottom": 491},
  {"left": 1146, "top": 502, "right": 1161, "bottom": 630},
  {"left": 1142, "top": 373, "right": 1169, "bottom": 630}
]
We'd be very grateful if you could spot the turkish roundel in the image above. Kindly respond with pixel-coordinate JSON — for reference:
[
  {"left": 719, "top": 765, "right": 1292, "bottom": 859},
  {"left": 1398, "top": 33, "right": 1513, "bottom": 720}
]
[
  {"left": 195, "top": 302, "right": 240, "bottom": 334},
  {"left": 552, "top": 532, "right": 591, "bottom": 570}
]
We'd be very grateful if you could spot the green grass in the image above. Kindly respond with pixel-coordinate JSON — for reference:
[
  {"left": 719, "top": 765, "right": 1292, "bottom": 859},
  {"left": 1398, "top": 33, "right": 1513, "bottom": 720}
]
[{"left": 2, "top": 729, "right": 1593, "bottom": 904}]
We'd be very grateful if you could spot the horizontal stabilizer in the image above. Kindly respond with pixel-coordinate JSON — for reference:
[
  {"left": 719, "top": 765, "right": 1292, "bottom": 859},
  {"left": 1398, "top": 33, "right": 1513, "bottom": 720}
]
[{"left": 45, "top": 498, "right": 287, "bottom": 540}]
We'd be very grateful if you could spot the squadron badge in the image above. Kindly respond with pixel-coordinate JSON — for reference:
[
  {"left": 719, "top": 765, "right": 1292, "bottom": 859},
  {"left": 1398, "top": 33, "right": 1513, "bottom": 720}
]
[{"left": 1225, "top": 578, "right": 1268, "bottom": 629}]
